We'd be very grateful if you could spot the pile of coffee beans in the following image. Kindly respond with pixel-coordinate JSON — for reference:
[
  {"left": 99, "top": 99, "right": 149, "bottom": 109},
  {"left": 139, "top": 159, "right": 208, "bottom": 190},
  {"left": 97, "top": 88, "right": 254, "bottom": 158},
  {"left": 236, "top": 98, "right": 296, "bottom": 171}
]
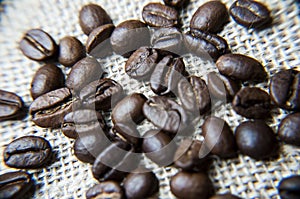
[{"left": 0, "top": 0, "right": 299, "bottom": 198}]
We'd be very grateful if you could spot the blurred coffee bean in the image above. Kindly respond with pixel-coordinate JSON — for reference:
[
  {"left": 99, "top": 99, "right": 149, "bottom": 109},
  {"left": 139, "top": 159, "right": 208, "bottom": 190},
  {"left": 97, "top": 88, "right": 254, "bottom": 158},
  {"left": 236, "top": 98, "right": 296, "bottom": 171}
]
[
  {"left": 278, "top": 175, "right": 300, "bottom": 199},
  {"left": 86, "top": 181, "right": 124, "bottom": 199},
  {"left": 0, "top": 90, "right": 25, "bottom": 121},
  {"left": 210, "top": 194, "right": 242, "bottom": 199},
  {"left": 163, "top": 0, "right": 190, "bottom": 9},
  {"left": 278, "top": 112, "right": 300, "bottom": 146},
  {"left": 109, "top": 123, "right": 141, "bottom": 148}
]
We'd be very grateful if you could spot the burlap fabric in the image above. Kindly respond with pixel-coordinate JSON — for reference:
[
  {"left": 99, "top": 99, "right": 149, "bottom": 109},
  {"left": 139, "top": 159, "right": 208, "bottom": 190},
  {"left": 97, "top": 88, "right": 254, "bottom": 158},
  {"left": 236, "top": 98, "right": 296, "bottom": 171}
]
[{"left": 0, "top": 0, "right": 299, "bottom": 198}]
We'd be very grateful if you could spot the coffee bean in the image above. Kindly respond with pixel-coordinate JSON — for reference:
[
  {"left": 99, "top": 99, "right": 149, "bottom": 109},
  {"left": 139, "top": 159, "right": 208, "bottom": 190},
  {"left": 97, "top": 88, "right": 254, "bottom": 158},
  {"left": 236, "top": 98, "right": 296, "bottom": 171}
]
[
  {"left": 232, "top": 87, "right": 271, "bottom": 119},
  {"left": 0, "top": 90, "right": 24, "bottom": 121},
  {"left": 30, "top": 64, "right": 65, "bottom": 99},
  {"left": 235, "top": 120, "right": 278, "bottom": 160},
  {"left": 109, "top": 123, "right": 141, "bottom": 148},
  {"left": 278, "top": 113, "right": 300, "bottom": 146},
  {"left": 170, "top": 171, "right": 214, "bottom": 199},
  {"left": 79, "top": 4, "right": 112, "bottom": 35},
  {"left": 210, "top": 194, "right": 242, "bottom": 199},
  {"left": 125, "top": 47, "right": 159, "bottom": 80},
  {"left": 142, "top": 3, "right": 179, "bottom": 27},
  {"left": 4, "top": 136, "right": 52, "bottom": 169},
  {"left": 230, "top": 0, "right": 271, "bottom": 29},
  {"left": 86, "top": 181, "right": 124, "bottom": 199},
  {"left": 19, "top": 29, "right": 57, "bottom": 61},
  {"left": 79, "top": 78, "right": 124, "bottom": 111},
  {"left": 123, "top": 170, "right": 159, "bottom": 199},
  {"left": 278, "top": 175, "right": 300, "bottom": 199},
  {"left": 110, "top": 20, "right": 150, "bottom": 57},
  {"left": 216, "top": 54, "right": 267, "bottom": 82},
  {"left": 190, "top": 1, "right": 229, "bottom": 33},
  {"left": 269, "top": 69, "right": 300, "bottom": 111},
  {"left": 58, "top": 36, "right": 86, "bottom": 67},
  {"left": 163, "top": 0, "right": 190, "bottom": 9},
  {"left": 0, "top": 171, "right": 34, "bottom": 199}
]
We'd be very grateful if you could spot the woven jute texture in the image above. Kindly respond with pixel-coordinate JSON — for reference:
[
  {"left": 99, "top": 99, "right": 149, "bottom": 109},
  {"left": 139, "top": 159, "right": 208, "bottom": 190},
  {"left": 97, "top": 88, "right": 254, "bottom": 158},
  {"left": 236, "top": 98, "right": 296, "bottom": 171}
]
[{"left": 0, "top": 0, "right": 299, "bottom": 198}]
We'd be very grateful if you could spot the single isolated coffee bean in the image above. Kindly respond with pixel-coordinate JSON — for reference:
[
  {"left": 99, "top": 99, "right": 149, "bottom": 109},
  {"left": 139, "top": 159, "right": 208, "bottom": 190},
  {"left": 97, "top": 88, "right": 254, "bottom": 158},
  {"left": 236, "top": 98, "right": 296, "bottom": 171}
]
[
  {"left": 19, "top": 29, "right": 57, "bottom": 61},
  {"left": 0, "top": 90, "right": 24, "bottom": 121},
  {"left": 278, "top": 175, "right": 300, "bottom": 199},
  {"left": 230, "top": 0, "right": 271, "bottom": 29},
  {"left": 210, "top": 194, "right": 242, "bottom": 199},
  {"left": 170, "top": 171, "right": 214, "bottom": 199},
  {"left": 30, "top": 64, "right": 65, "bottom": 99},
  {"left": 278, "top": 113, "right": 300, "bottom": 146},
  {"left": 0, "top": 171, "right": 34, "bottom": 199},
  {"left": 86, "top": 181, "right": 125, "bottom": 199},
  {"left": 232, "top": 87, "right": 271, "bottom": 119},
  {"left": 4, "top": 136, "right": 52, "bottom": 169},
  {"left": 79, "top": 3, "right": 112, "bottom": 35},
  {"left": 163, "top": 0, "right": 190, "bottom": 9},
  {"left": 235, "top": 120, "right": 278, "bottom": 160},
  {"left": 190, "top": 1, "right": 229, "bottom": 33}
]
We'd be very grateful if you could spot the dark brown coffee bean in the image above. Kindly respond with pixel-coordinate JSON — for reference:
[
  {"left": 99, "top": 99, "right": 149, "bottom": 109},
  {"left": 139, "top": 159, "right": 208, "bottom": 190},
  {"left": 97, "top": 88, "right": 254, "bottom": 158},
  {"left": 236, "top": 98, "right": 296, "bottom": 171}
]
[
  {"left": 58, "top": 36, "right": 86, "bottom": 67},
  {"left": 79, "top": 4, "right": 112, "bottom": 35},
  {"left": 79, "top": 78, "right": 124, "bottom": 111},
  {"left": 216, "top": 54, "right": 267, "bottom": 82},
  {"left": 163, "top": 0, "right": 190, "bottom": 9},
  {"left": 4, "top": 136, "right": 52, "bottom": 169},
  {"left": 190, "top": 1, "right": 229, "bottom": 33},
  {"left": 19, "top": 29, "right": 57, "bottom": 61},
  {"left": 142, "top": 3, "right": 179, "bottom": 27},
  {"left": 270, "top": 69, "right": 300, "bottom": 111},
  {"left": 235, "top": 120, "right": 278, "bottom": 160},
  {"left": 125, "top": 47, "right": 159, "bottom": 80},
  {"left": 210, "top": 194, "right": 242, "bottom": 199},
  {"left": 230, "top": 0, "right": 271, "bottom": 29},
  {"left": 0, "top": 171, "right": 34, "bottom": 199},
  {"left": 278, "top": 113, "right": 300, "bottom": 146},
  {"left": 0, "top": 90, "right": 24, "bottom": 121},
  {"left": 170, "top": 171, "right": 214, "bottom": 199},
  {"left": 109, "top": 123, "right": 141, "bottom": 148},
  {"left": 278, "top": 175, "right": 300, "bottom": 199},
  {"left": 110, "top": 20, "right": 150, "bottom": 57},
  {"left": 30, "top": 64, "right": 65, "bottom": 99},
  {"left": 232, "top": 87, "right": 271, "bottom": 119},
  {"left": 86, "top": 181, "right": 125, "bottom": 199}
]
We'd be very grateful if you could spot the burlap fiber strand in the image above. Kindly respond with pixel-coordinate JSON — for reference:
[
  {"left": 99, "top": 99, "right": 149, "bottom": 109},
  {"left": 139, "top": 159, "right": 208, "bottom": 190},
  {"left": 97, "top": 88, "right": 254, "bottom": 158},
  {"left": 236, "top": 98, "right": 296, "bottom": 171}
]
[{"left": 0, "top": 0, "right": 299, "bottom": 198}]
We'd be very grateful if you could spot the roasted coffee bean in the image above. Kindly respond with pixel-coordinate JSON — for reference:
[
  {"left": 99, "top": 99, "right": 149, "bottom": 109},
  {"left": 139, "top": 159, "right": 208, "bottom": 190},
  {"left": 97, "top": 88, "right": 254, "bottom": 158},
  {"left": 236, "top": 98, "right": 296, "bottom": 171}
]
[
  {"left": 202, "top": 116, "right": 237, "bottom": 158},
  {"left": 278, "top": 113, "right": 300, "bottom": 146},
  {"left": 19, "top": 29, "right": 57, "bottom": 61},
  {"left": 125, "top": 47, "right": 159, "bottom": 80},
  {"left": 62, "top": 109, "right": 106, "bottom": 139},
  {"left": 235, "top": 120, "right": 278, "bottom": 160},
  {"left": 150, "top": 55, "right": 186, "bottom": 95},
  {"left": 123, "top": 170, "right": 159, "bottom": 199},
  {"left": 0, "top": 171, "right": 34, "bottom": 199},
  {"left": 79, "top": 78, "right": 124, "bottom": 111},
  {"left": 230, "top": 0, "right": 271, "bottom": 29},
  {"left": 58, "top": 36, "right": 85, "bottom": 67},
  {"left": 142, "top": 129, "right": 177, "bottom": 166},
  {"left": 269, "top": 69, "right": 300, "bottom": 111},
  {"left": 109, "top": 123, "right": 141, "bottom": 148},
  {"left": 163, "top": 0, "right": 190, "bottom": 9},
  {"left": 210, "top": 194, "right": 242, "bottom": 199},
  {"left": 0, "top": 90, "right": 24, "bottom": 121},
  {"left": 142, "top": 3, "right": 179, "bottom": 27},
  {"left": 232, "top": 87, "right": 271, "bottom": 119},
  {"left": 4, "top": 136, "right": 52, "bottom": 169},
  {"left": 183, "top": 30, "right": 229, "bottom": 61},
  {"left": 278, "top": 175, "right": 300, "bottom": 199},
  {"left": 110, "top": 20, "right": 150, "bottom": 57},
  {"left": 86, "top": 181, "right": 124, "bottom": 199},
  {"left": 29, "top": 87, "right": 75, "bottom": 128},
  {"left": 170, "top": 171, "right": 214, "bottom": 199},
  {"left": 216, "top": 54, "right": 267, "bottom": 82},
  {"left": 86, "top": 24, "right": 115, "bottom": 58},
  {"left": 66, "top": 57, "right": 103, "bottom": 93},
  {"left": 30, "top": 64, "right": 65, "bottom": 99},
  {"left": 79, "top": 4, "right": 112, "bottom": 35}
]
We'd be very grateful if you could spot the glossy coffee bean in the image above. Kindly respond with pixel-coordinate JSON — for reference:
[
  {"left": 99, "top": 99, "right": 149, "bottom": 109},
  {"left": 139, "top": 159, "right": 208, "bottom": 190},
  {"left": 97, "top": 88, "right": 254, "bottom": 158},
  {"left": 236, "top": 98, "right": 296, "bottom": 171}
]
[
  {"left": 79, "top": 4, "right": 112, "bottom": 35},
  {"left": 30, "top": 64, "right": 65, "bottom": 99},
  {"left": 210, "top": 194, "right": 242, "bottom": 199},
  {"left": 19, "top": 29, "right": 57, "bottom": 61},
  {"left": 232, "top": 87, "right": 271, "bottom": 119},
  {"left": 4, "top": 136, "right": 52, "bottom": 169},
  {"left": 0, "top": 90, "right": 24, "bottom": 121},
  {"left": 278, "top": 175, "right": 300, "bottom": 199},
  {"left": 269, "top": 69, "right": 300, "bottom": 111},
  {"left": 109, "top": 123, "right": 141, "bottom": 148},
  {"left": 86, "top": 181, "right": 124, "bottom": 199},
  {"left": 142, "top": 3, "right": 179, "bottom": 27},
  {"left": 170, "top": 171, "right": 214, "bottom": 199},
  {"left": 58, "top": 36, "right": 85, "bottom": 67},
  {"left": 190, "top": 1, "right": 229, "bottom": 33},
  {"left": 216, "top": 54, "right": 267, "bottom": 82},
  {"left": 230, "top": 0, "right": 271, "bottom": 29},
  {"left": 235, "top": 120, "right": 278, "bottom": 160},
  {"left": 278, "top": 113, "right": 300, "bottom": 146},
  {"left": 0, "top": 171, "right": 34, "bottom": 199},
  {"left": 163, "top": 0, "right": 190, "bottom": 9}
]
